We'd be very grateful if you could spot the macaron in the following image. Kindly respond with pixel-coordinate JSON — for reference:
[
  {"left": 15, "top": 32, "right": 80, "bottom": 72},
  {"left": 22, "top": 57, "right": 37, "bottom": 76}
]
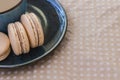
[
  {"left": 8, "top": 22, "right": 30, "bottom": 55},
  {"left": 21, "top": 13, "right": 44, "bottom": 48},
  {"left": 0, "top": 32, "right": 10, "bottom": 61},
  {"left": 29, "top": 13, "right": 44, "bottom": 46}
]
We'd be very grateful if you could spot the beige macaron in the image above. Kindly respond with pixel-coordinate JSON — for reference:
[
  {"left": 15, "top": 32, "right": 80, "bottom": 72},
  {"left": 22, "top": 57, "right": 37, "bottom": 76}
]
[
  {"left": 29, "top": 13, "right": 44, "bottom": 46},
  {"left": 0, "top": 32, "right": 10, "bottom": 61},
  {"left": 21, "top": 13, "right": 44, "bottom": 48},
  {"left": 8, "top": 22, "right": 30, "bottom": 55}
]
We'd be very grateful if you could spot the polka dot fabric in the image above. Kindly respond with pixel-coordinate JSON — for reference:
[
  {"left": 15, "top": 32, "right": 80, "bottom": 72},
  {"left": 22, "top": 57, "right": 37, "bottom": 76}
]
[{"left": 0, "top": 0, "right": 120, "bottom": 80}]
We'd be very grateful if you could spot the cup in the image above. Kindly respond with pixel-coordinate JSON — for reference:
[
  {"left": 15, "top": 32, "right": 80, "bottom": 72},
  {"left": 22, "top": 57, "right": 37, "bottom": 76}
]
[{"left": 0, "top": 0, "right": 27, "bottom": 33}]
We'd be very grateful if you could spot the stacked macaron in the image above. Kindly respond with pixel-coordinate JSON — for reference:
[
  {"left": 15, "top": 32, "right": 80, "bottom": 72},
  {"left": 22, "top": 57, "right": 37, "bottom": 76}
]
[
  {"left": 8, "top": 12, "right": 44, "bottom": 55},
  {"left": 0, "top": 12, "right": 44, "bottom": 61},
  {"left": 21, "top": 13, "right": 44, "bottom": 48},
  {"left": 8, "top": 22, "right": 30, "bottom": 55}
]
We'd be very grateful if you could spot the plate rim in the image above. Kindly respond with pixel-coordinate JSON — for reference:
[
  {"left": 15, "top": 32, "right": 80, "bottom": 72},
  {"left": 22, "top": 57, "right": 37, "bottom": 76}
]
[{"left": 0, "top": 0, "right": 68, "bottom": 68}]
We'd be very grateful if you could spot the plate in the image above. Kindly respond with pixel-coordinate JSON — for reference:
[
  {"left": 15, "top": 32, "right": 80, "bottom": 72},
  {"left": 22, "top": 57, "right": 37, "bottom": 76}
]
[{"left": 0, "top": 0, "right": 67, "bottom": 68}]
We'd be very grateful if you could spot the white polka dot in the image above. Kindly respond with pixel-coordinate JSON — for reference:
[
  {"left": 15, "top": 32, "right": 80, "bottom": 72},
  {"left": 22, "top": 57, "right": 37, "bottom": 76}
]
[
  {"left": 53, "top": 76, "right": 57, "bottom": 79},
  {"left": 6, "top": 76, "right": 10, "bottom": 80},
  {"left": 80, "top": 68, "right": 84, "bottom": 71},
  {"left": 113, "top": 73, "right": 118, "bottom": 77},
  {"left": 107, "top": 67, "right": 111, "bottom": 71},
  {"left": 80, "top": 74, "right": 84, "bottom": 77},
  {"left": 113, "top": 62, "right": 117, "bottom": 65},
  {"left": 40, "top": 65, "right": 45, "bottom": 68},
  {"left": 0, "top": 77, "right": 4, "bottom": 80},
  {"left": 80, "top": 62, "right": 84, "bottom": 65},
  {"left": 13, "top": 76, "right": 17, "bottom": 79},
  {"left": 33, "top": 75, "right": 37, "bottom": 78},
  {"left": 1, "top": 72, "right": 5, "bottom": 75},
  {"left": 14, "top": 71, "right": 18, "bottom": 74},
  {"left": 46, "top": 70, "right": 50, "bottom": 74},
  {"left": 93, "top": 74, "right": 97, "bottom": 77},
  {"left": 73, "top": 73, "right": 77, "bottom": 76},
  {"left": 20, "top": 76, "right": 24, "bottom": 80},
  {"left": 60, "top": 76, "right": 65, "bottom": 79},
  {"left": 40, "top": 75, "right": 44, "bottom": 78},
  {"left": 59, "top": 71, "right": 64, "bottom": 74},
  {"left": 86, "top": 62, "right": 90, "bottom": 66},
  {"left": 54, "top": 60, "right": 58, "bottom": 64},
  {"left": 73, "top": 62, "right": 77, "bottom": 65},
  {"left": 27, "top": 77, "right": 30, "bottom": 80},
  {"left": 93, "top": 68, "right": 97, "bottom": 72},
  {"left": 34, "top": 65, "right": 38, "bottom": 68},
  {"left": 40, "top": 70, "right": 44, "bottom": 73},
  {"left": 73, "top": 67, "right": 77, "bottom": 71},
  {"left": 54, "top": 65, "right": 58, "bottom": 68},
  {"left": 60, "top": 61, "right": 64, "bottom": 64},
  {"left": 107, "top": 74, "right": 111, "bottom": 77},
  {"left": 21, "top": 71, "right": 25, "bottom": 74},
  {"left": 67, "top": 57, "right": 71, "bottom": 60},
  {"left": 67, "top": 72, "right": 71, "bottom": 75},
  {"left": 48, "top": 60, "right": 52, "bottom": 63},
  {"left": 100, "top": 74, "right": 104, "bottom": 77},
  {"left": 7, "top": 71, "right": 11, "bottom": 74},
  {"left": 80, "top": 56, "right": 84, "bottom": 59},
  {"left": 87, "top": 68, "right": 90, "bottom": 71},
  {"left": 60, "top": 66, "right": 64, "bottom": 69},
  {"left": 106, "top": 62, "right": 110, "bottom": 65},
  {"left": 86, "top": 74, "right": 91, "bottom": 77},
  {"left": 73, "top": 79, "right": 77, "bottom": 80},
  {"left": 33, "top": 70, "right": 37, "bottom": 73},
  {"left": 67, "top": 62, "right": 71, "bottom": 65},
  {"left": 47, "top": 65, "right": 51, "bottom": 68},
  {"left": 46, "top": 76, "right": 51, "bottom": 79},
  {"left": 27, "top": 71, "right": 32, "bottom": 74},
  {"left": 53, "top": 70, "right": 57, "bottom": 73},
  {"left": 54, "top": 55, "right": 58, "bottom": 58}
]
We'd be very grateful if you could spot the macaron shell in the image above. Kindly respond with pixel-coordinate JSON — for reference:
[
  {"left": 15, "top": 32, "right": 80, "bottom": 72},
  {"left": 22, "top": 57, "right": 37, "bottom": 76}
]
[
  {"left": 8, "top": 23, "right": 22, "bottom": 55},
  {"left": 25, "top": 14, "right": 38, "bottom": 47},
  {"left": 0, "top": 48, "right": 10, "bottom": 61},
  {"left": 21, "top": 14, "right": 37, "bottom": 48},
  {"left": 0, "top": 32, "right": 10, "bottom": 56},
  {"left": 15, "top": 22, "right": 30, "bottom": 53},
  {"left": 29, "top": 13, "right": 44, "bottom": 46}
]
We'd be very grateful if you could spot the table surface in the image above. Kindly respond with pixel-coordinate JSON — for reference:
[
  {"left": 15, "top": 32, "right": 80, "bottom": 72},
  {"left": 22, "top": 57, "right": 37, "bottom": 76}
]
[{"left": 0, "top": 0, "right": 120, "bottom": 80}]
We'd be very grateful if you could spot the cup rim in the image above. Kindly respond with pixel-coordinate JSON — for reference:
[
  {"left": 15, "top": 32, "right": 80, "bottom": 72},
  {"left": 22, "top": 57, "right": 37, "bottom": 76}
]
[{"left": 0, "top": 0, "right": 23, "bottom": 14}]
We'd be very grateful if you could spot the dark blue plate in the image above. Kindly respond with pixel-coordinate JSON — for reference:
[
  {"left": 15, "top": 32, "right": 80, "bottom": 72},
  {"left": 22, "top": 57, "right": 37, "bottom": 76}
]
[{"left": 0, "top": 0, "right": 67, "bottom": 68}]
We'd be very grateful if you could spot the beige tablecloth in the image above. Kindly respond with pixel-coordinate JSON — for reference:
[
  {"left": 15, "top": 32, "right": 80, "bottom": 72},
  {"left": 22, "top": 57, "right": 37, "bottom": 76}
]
[{"left": 0, "top": 0, "right": 120, "bottom": 80}]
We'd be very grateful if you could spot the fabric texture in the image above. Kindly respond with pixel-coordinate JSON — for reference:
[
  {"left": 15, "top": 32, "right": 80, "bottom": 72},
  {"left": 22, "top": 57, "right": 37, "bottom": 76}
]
[{"left": 0, "top": 0, "right": 120, "bottom": 80}]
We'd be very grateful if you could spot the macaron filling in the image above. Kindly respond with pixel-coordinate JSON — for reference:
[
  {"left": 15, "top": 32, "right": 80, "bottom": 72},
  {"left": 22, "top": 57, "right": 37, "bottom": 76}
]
[
  {"left": 15, "top": 22, "right": 30, "bottom": 53},
  {"left": 13, "top": 24, "right": 23, "bottom": 55},
  {"left": 15, "top": 22, "right": 25, "bottom": 53},
  {"left": 29, "top": 13, "right": 40, "bottom": 46}
]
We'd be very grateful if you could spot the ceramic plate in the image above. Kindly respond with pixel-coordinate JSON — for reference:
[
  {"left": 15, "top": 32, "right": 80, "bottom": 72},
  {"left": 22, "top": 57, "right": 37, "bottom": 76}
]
[{"left": 0, "top": 0, "right": 67, "bottom": 68}]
